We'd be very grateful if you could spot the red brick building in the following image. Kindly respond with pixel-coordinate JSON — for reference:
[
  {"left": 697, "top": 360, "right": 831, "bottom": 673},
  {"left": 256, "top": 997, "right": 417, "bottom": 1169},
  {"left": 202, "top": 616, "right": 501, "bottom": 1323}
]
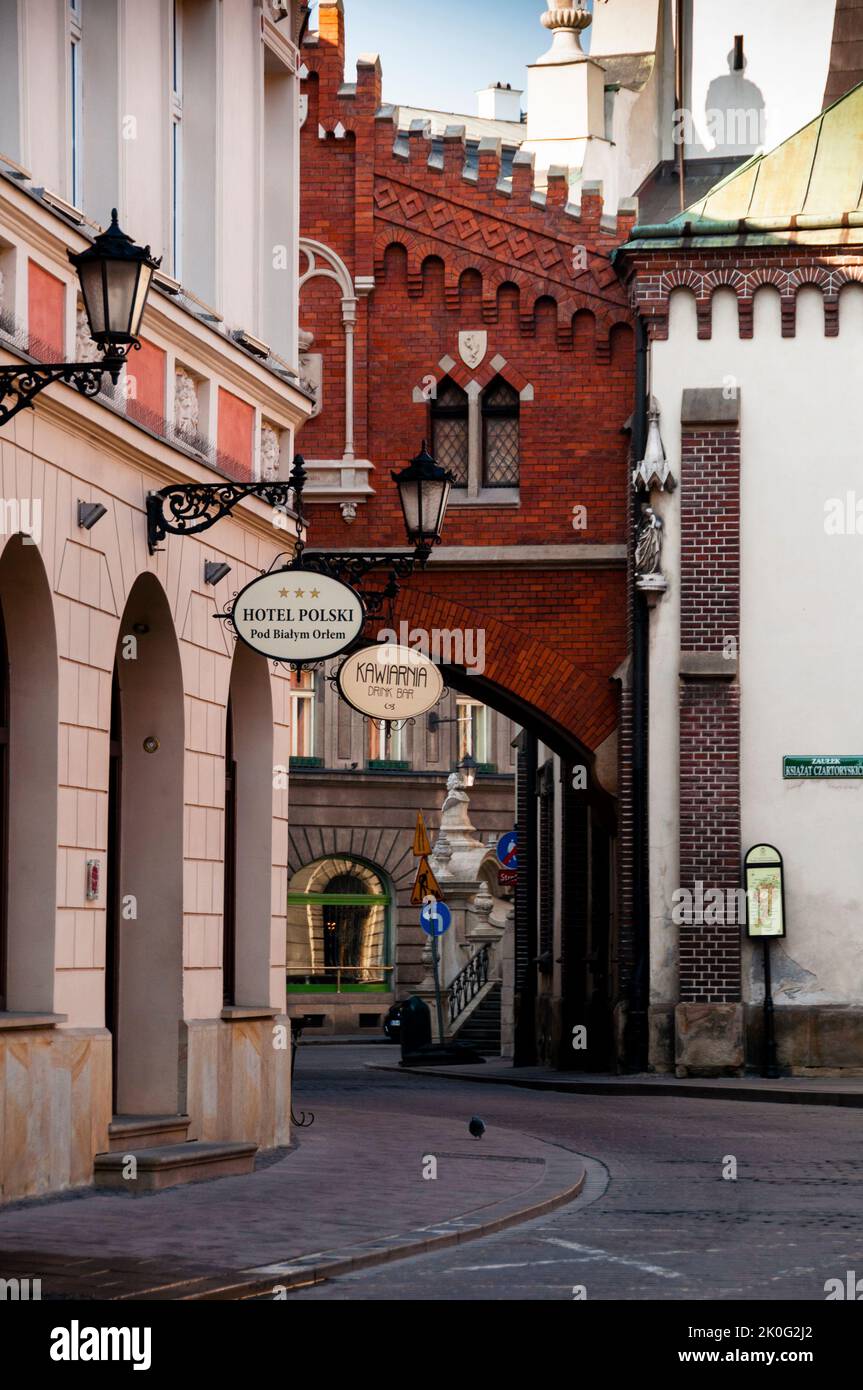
[{"left": 294, "top": 1, "right": 641, "bottom": 1066}]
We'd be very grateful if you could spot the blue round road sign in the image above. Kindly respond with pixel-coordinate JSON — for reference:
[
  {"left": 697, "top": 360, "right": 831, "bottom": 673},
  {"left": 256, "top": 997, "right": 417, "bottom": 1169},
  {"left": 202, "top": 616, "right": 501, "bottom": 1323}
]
[
  {"left": 420, "top": 899, "right": 452, "bottom": 936},
  {"left": 496, "top": 831, "right": 517, "bottom": 870}
]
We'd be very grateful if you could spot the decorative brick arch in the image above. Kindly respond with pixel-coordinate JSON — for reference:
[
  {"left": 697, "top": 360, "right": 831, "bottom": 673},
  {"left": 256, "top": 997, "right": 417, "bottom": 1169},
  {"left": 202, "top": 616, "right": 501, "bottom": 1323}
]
[{"left": 385, "top": 586, "right": 619, "bottom": 758}]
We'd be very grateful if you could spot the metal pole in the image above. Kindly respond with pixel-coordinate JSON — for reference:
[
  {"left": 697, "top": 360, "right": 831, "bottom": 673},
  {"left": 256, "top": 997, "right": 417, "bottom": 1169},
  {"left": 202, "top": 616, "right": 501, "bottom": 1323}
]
[
  {"left": 761, "top": 939, "right": 779, "bottom": 1079},
  {"left": 431, "top": 932, "right": 446, "bottom": 1045}
]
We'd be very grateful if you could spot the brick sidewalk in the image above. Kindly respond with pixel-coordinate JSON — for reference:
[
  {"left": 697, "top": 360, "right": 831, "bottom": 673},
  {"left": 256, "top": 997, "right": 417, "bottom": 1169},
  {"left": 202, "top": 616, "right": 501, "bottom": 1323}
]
[{"left": 0, "top": 1105, "right": 584, "bottom": 1299}]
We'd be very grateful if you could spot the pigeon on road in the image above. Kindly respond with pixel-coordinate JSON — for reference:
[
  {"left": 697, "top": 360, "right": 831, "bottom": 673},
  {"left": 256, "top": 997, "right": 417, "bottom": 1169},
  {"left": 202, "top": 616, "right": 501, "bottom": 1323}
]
[{"left": 468, "top": 1116, "right": 486, "bottom": 1139}]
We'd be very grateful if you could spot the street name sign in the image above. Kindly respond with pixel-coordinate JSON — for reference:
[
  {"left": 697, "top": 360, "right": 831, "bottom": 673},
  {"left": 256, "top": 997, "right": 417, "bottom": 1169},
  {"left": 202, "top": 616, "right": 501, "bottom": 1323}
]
[{"left": 783, "top": 756, "right": 863, "bottom": 779}]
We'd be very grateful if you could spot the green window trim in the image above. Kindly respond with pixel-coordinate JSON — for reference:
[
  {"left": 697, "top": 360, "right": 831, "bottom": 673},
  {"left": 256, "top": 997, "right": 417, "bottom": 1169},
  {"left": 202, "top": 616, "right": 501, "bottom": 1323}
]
[{"left": 288, "top": 892, "right": 390, "bottom": 906}]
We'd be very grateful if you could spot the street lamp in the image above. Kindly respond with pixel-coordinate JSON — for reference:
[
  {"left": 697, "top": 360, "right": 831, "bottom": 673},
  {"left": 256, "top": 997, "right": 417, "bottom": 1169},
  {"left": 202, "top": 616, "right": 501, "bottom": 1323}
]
[
  {"left": 392, "top": 440, "right": 454, "bottom": 557},
  {"left": 457, "top": 754, "right": 478, "bottom": 788},
  {"left": 69, "top": 210, "right": 159, "bottom": 349},
  {"left": 0, "top": 209, "right": 160, "bottom": 428}
]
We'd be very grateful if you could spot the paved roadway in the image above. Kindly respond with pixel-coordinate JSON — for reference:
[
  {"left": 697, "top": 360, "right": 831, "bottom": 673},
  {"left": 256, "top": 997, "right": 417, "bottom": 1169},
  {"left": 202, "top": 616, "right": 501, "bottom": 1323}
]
[{"left": 289, "top": 1044, "right": 863, "bottom": 1301}]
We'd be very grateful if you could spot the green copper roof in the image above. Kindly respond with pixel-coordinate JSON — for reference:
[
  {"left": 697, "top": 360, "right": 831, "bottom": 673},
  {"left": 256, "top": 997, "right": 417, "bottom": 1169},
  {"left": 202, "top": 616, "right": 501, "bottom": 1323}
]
[{"left": 620, "top": 80, "right": 863, "bottom": 251}]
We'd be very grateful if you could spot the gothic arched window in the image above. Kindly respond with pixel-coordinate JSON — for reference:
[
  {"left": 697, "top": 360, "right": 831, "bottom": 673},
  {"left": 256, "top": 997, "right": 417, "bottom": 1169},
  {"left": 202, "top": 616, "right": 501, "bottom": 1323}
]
[
  {"left": 481, "top": 377, "right": 520, "bottom": 487},
  {"left": 431, "top": 378, "right": 469, "bottom": 487}
]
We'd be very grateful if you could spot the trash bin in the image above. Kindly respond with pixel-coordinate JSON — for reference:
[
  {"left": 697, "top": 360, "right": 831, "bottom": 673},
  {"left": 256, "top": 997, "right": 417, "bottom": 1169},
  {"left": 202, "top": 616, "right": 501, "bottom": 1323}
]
[{"left": 400, "top": 995, "right": 432, "bottom": 1060}]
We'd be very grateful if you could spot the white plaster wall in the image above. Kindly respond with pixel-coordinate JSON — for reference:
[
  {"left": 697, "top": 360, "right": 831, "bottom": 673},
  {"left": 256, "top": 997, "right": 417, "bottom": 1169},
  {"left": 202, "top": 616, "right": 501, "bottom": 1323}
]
[
  {"left": 650, "top": 280, "right": 863, "bottom": 1010},
  {"left": 686, "top": 0, "right": 838, "bottom": 158},
  {"left": 10, "top": 1, "right": 298, "bottom": 352}
]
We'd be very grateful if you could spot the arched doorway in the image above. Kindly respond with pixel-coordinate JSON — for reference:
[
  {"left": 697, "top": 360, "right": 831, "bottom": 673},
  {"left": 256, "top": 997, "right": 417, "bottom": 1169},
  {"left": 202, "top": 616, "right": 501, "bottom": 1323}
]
[
  {"left": 0, "top": 536, "right": 58, "bottom": 1012},
  {"left": 288, "top": 858, "right": 392, "bottom": 995},
  {"left": 107, "top": 574, "right": 184, "bottom": 1115},
  {"left": 222, "top": 640, "right": 273, "bottom": 1007}
]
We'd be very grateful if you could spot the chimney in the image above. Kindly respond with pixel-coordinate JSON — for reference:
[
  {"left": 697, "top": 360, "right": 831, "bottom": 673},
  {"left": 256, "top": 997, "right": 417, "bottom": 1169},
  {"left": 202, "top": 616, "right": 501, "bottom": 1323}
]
[
  {"left": 476, "top": 82, "right": 524, "bottom": 123},
  {"left": 523, "top": 5, "right": 607, "bottom": 176}
]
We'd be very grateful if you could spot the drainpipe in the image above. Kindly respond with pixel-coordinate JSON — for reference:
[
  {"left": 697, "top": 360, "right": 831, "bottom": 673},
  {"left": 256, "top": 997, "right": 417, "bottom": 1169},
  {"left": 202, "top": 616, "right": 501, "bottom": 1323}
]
[
  {"left": 628, "top": 316, "right": 650, "bottom": 1071},
  {"left": 675, "top": 0, "right": 686, "bottom": 212}
]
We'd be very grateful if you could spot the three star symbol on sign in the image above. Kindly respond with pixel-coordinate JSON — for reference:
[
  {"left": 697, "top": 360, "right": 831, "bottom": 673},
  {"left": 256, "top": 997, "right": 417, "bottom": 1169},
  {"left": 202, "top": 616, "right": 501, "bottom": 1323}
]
[{"left": 278, "top": 587, "right": 320, "bottom": 598}]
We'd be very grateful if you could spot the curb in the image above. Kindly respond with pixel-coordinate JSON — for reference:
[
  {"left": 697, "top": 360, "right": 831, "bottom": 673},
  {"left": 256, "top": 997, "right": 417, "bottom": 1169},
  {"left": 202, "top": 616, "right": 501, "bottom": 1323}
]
[
  {"left": 183, "top": 1140, "right": 586, "bottom": 1299},
  {"left": 367, "top": 1063, "right": 863, "bottom": 1109}
]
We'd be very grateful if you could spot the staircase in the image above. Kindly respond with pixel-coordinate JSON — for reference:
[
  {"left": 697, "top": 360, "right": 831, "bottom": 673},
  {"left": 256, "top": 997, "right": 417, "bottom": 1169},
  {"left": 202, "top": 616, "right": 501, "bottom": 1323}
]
[
  {"left": 94, "top": 1115, "right": 257, "bottom": 1194},
  {"left": 452, "top": 984, "right": 502, "bottom": 1057}
]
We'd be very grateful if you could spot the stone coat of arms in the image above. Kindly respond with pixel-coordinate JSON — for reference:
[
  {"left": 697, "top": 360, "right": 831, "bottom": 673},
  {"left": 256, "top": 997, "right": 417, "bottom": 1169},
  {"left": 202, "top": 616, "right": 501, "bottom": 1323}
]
[{"left": 458, "top": 331, "right": 487, "bottom": 369}]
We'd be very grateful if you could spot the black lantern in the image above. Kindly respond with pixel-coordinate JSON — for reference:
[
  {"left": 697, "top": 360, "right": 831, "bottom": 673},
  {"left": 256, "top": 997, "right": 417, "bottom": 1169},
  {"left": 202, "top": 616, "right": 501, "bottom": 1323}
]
[
  {"left": 69, "top": 209, "right": 161, "bottom": 349},
  {"left": 0, "top": 210, "right": 162, "bottom": 428},
  {"left": 457, "top": 754, "right": 478, "bottom": 788},
  {"left": 392, "top": 441, "right": 454, "bottom": 554}
]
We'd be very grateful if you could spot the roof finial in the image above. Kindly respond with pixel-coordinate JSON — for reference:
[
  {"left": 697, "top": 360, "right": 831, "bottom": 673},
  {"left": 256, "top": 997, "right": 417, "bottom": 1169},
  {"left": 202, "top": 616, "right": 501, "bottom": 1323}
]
[{"left": 538, "top": 6, "right": 593, "bottom": 64}]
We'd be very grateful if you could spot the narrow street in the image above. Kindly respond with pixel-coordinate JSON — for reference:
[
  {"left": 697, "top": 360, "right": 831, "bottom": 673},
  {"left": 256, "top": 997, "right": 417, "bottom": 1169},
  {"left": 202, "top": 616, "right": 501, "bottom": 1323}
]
[{"left": 288, "top": 1046, "right": 863, "bottom": 1301}]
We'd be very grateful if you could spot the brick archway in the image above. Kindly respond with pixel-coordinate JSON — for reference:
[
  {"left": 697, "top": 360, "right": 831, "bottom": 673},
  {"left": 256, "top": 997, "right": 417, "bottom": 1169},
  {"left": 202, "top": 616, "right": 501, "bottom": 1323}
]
[{"left": 377, "top": 584, "right": 619, "bottom": 759}]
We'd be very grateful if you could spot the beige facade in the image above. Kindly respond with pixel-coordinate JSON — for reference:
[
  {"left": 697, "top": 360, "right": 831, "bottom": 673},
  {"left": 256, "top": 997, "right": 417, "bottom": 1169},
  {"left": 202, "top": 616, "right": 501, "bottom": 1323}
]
[{"left": 0, "top": 0, "right": 311, "bottom": 1202}]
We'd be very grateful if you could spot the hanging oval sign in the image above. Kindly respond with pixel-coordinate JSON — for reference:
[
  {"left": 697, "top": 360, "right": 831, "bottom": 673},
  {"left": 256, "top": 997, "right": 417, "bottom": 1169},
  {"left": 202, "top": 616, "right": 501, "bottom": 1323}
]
[
  {"left": 231, "top": 569, "right": 365, "bottom": 662},
  {"left": 337, "top": 643, "right": 444, "bottom": 720}
]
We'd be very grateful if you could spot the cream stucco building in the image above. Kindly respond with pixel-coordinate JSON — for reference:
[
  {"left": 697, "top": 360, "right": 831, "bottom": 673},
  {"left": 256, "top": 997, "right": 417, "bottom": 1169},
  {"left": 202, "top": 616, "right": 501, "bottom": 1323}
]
[{"left": 0, "top": 0, "right": 311, "bottom": 1203}]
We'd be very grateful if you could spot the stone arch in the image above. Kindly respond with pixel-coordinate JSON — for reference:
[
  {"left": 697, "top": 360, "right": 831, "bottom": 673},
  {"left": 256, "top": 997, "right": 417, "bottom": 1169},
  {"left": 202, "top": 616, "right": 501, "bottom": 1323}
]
[
  {"left": 380, "top": 240, "right": 407, "bottom": 284},
  {"left": 836, "top": 276, "right": 863, "bottom": 337},
  {"left": 0, "top": 536, "right": 58, "bottom": 1012},
  {"left": 299, "top": 236, "right": 358, "bottom": 462},
  {"left": 609, "top": 319, "right": 635, "bottom": 366},
  {"left": 388, "top": 588, "right": 618, "bottom": 761},
  {"left": 572, "top": 307, "right": 597, "bottom": 357},
  {"left": 420, "top": 253, "right": 446, "bottom": 302},
  {"left": 286, "top": 852, "right": 395, "bottom": 991},
  {"left": 375, "top": 232, "right": 410, "bottom": 279},
  {"left": 224, "top": 640, "right": 274, "bottom": 1007},
  {"left": 109, "top": 572, "right": 184, "bottom": 1114}
]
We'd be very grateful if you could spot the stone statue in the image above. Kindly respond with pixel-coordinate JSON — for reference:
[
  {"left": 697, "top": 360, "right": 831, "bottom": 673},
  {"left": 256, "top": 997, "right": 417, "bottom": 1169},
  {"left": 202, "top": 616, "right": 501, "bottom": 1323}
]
[
  {"left": 174, "top": 367, "right": 199, "bottom": 441},
  {"left": 634, "top": 503, "right": 663, "bottom": 576},
  {"left": 260, "top": 422, "right": 280, "bottom": 480}
]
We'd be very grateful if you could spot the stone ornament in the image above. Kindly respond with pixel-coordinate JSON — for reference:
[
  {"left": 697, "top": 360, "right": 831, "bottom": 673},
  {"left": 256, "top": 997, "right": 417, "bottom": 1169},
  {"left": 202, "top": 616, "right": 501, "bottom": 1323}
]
[
  {"left": 76, "top": 302, "right": 102, "bottom": 364},
  {"left": 174, "top": 366, "right": 199, "bottom": 442},
  {"left": 458, "top": 330, "right": 487, "bottom": 369},
  {"left": 633, "top": 404, "right": 675, "bottom": 493},
  {"left": 299, "top": 351, "right": 322, "bottom": 417},
  {"left": 539, "top": 6, "right": 592, "bottom": 61},
  {"left": 260, "top": 422, "right": 281, "bottom": 480}
]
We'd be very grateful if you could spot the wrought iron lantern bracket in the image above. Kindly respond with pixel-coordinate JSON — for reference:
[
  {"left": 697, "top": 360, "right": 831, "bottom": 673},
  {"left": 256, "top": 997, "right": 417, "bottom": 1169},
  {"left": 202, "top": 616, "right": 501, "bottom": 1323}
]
[
  {"left": 0, "top": 350, "right": 131, "bottom": 429},
  {"left": 147, "top": 475, "right": 301, "bottom": 553}
]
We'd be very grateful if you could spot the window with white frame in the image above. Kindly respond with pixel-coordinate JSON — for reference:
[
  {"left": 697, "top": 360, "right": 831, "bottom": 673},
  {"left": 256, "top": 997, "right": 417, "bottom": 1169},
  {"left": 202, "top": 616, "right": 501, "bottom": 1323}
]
[
  {"left": 457, "top": 698, "right": 490, "bottom": 764},
  {"left": 171, "top": 0, "right": 183, "bottom": 281},
  {"left": 290, "top": 669, "right": 315, "bottom": 758},
  {"left": 369, "top": 719, "right": 404, "bottom": 764},
  {"left": 69, "top": 1, "right": 83, "bottom": 207}
]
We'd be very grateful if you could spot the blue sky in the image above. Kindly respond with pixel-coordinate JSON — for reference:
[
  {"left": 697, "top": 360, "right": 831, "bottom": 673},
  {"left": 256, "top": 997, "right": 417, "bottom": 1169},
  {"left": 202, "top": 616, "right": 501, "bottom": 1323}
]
[{"left": 336, "top": 0, "right": 597, "bottom": 115}]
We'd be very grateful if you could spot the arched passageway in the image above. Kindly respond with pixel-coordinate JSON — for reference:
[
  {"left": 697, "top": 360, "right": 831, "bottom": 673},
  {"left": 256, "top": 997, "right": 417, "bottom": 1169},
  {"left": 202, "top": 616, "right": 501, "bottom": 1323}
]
[
  {"left": 107, "top": 574, "right": 184, "bottom": 1115},
  {"left": 0, "top": 536, "right": 58, "bottom": 1012}
]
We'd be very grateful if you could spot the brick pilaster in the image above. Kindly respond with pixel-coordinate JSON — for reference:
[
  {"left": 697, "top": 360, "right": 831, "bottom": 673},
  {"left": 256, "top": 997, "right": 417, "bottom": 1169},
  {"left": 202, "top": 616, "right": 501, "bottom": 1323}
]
[{"left": 678, "top": 390, "right": 742, "bottom": 1005}]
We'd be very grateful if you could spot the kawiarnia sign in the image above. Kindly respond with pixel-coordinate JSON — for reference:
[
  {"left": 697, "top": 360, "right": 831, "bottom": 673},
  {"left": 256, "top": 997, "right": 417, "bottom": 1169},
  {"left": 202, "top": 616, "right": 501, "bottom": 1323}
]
[
  {"left": 231, "top": 569, "right": 365, "bottom": 662},
  {"left": 337, "top": 643, "right": 444, "bottom": 720}
]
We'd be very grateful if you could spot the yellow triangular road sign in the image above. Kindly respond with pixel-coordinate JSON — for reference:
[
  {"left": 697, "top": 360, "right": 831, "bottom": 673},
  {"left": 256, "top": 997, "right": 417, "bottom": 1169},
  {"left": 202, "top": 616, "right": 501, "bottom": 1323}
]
[
  {"left": 412, "top": 810, "right": 432, "bottom": 857},
  {"left": 410, "top": 855, "right": 443, "bottom": 905}
]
